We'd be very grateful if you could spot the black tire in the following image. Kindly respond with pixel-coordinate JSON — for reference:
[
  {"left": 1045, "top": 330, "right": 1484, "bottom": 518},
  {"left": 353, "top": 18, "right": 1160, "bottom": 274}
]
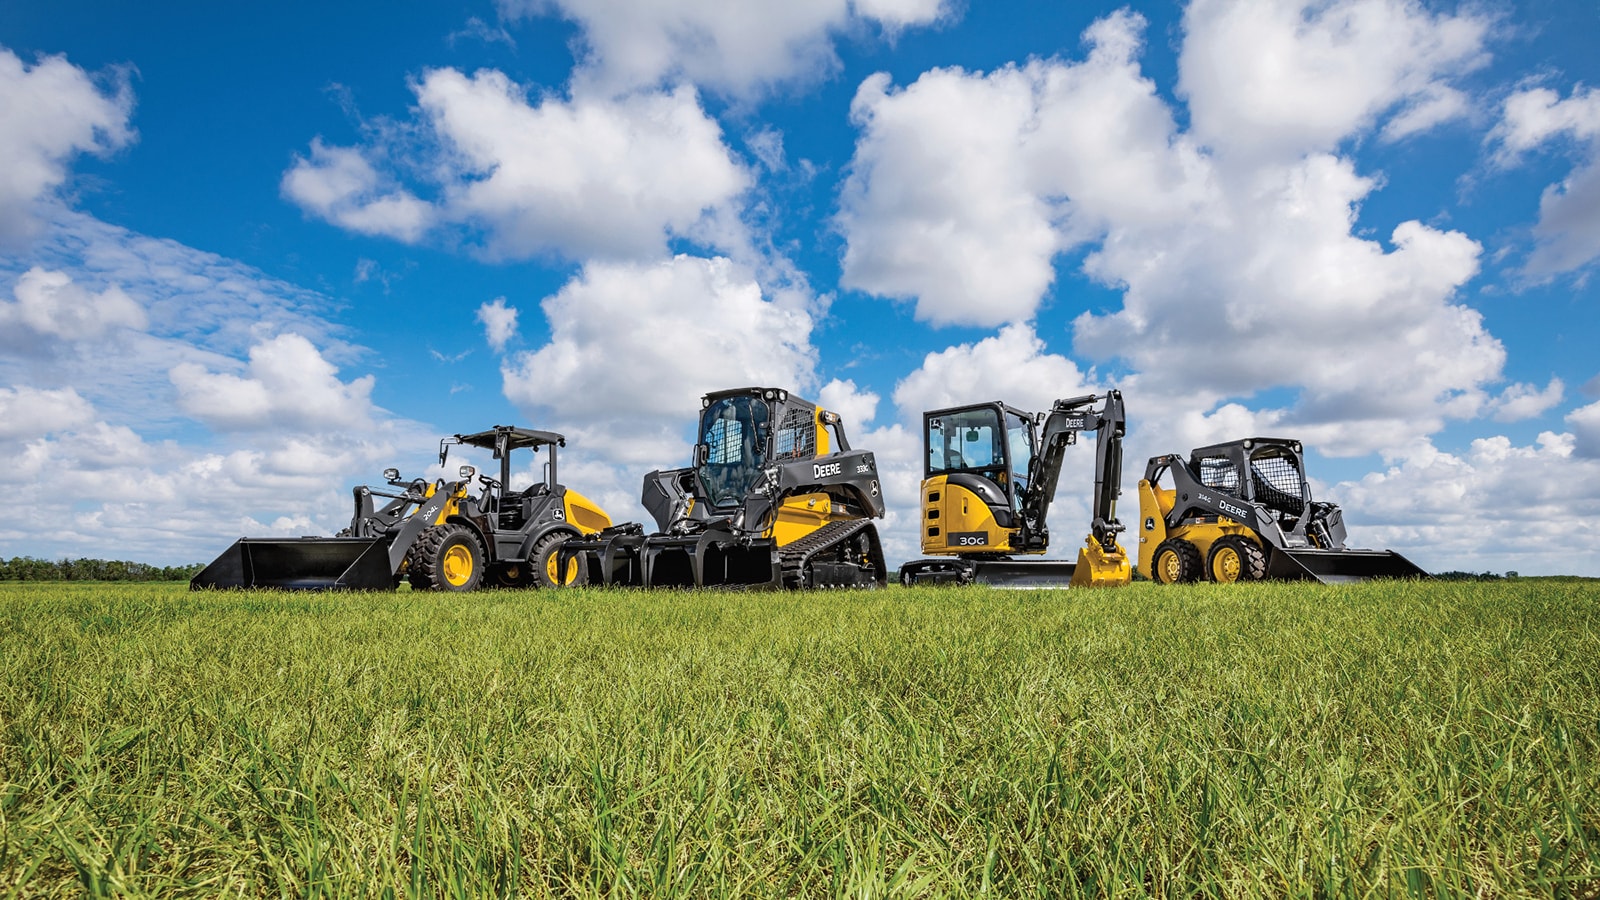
[
  {"left": 1151, "top": 538, "right": 1202, "bottom": 584},
  {"left": 532, "top": 532, "right": 587, "bottom": 587},
  {"left": 1207, "top": 535, "right": 1267, "bottom": 583},
  {"left": 491, "top": 562, "right": 531, "bottom": 588},
  {"left": 405, "top": 524, "right": 484, "bottom": 592}
]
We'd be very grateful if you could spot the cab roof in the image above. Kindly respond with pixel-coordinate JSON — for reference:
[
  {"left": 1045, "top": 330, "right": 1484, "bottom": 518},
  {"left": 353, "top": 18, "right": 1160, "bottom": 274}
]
[{"left": 454, "top": 425, "right": 564, "bottom": 451}]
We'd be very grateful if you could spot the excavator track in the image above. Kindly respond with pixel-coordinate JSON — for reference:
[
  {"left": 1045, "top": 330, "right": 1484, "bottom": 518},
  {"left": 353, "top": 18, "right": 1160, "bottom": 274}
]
[{"left": 778, "top": 519, "right": 886, "bottom": 589}]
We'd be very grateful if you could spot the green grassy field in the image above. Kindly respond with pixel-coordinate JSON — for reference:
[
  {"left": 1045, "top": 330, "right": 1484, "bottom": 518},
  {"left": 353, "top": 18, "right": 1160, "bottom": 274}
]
[{"left": 1, "top": 580, "right": 1596, "bottom": 898}]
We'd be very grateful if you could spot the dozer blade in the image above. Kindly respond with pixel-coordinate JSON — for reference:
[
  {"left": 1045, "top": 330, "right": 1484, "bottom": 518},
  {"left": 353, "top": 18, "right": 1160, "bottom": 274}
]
[
  {"left": 899, "top": 557, "right": 1078, "bottom": 588},
  {"left": 973, "top": 559, "right": 1079, "bottom": 588},
  {"left": 1267, "top": 547, "right": 1428, "bottom": 584},
  {"left": 190, "top": 537, "right": 397, "bottom": 591}
]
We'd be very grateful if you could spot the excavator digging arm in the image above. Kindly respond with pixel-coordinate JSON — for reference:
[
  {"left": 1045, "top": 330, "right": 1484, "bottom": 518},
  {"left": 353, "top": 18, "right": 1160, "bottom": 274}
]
[{"left": 1021, "top": 390, "right": 1127, "bottom": 554}]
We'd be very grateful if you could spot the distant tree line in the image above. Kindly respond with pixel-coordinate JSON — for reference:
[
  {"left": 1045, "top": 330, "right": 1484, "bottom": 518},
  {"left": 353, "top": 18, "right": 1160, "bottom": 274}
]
[
  {"left": 1432, "top": 570, "right": 1513, "bottom": 581},
  {"left": 0, "top": 557, "right": 204, "bottom": 582}
]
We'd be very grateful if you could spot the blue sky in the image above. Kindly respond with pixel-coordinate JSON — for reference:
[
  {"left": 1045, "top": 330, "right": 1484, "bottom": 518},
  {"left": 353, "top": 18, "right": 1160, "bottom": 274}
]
[{"left": 2, "top": 0, "right": 1598, "bottom": 573}]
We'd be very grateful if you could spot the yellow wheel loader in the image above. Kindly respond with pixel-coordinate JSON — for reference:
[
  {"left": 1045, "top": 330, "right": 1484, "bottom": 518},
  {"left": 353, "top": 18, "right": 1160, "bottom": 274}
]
[
  {"left": 898, "top": 391, "right": 1131, "bottom": 588},
  {"left": 561, "top": 387, "right": 888, "bottom": 589},
  {"left": 1137, "top": 437, "right": 1426, "bottom": 584},
  {"left": 191, "top": 426, "right": 611, "bottom": 591}
]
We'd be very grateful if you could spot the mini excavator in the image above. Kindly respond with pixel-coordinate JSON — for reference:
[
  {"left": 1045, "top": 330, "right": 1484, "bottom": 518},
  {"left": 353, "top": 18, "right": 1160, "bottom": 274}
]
[
  {"left": 562, "top": 387, "right": 888, "bottom": 589},
  {"left": 898, "top": 391, "right": 1131, "bottom": 588}
]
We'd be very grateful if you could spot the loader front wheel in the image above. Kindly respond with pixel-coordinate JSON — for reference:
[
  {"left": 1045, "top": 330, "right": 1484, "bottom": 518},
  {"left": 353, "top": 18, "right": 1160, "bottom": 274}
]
[
  {"left": 406, "top": 524, "right": 484, "bottom": 592},
  {"left": 533, "top": 533, "right": 587, "bottom": 588},
  {"left": 1207, "top": 535, "right": 1267, "bottom": 583},
  {"left": 1152, "top": 538, "right": 1202, "bottom": 584}
]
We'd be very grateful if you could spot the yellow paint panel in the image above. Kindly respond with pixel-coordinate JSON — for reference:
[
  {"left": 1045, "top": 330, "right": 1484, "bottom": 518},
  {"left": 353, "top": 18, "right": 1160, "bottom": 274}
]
[
  {"left": 773, "top": 492, "right": 834, "bottom": 546},
  {"left": 563, "top": 489, "right": 613, "bottom": 535},
  {"left": 919, "top": 477, "right": 1018, "bottom": 556}
]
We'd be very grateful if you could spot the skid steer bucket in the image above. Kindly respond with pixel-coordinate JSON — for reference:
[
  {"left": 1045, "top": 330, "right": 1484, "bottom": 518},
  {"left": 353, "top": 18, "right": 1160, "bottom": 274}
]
[
  {"left": 1267, "top": 547, "right": 1427, "bottom": 584},
  {"left": 191, "top": 537, "right": 396, "bottom": 591}
]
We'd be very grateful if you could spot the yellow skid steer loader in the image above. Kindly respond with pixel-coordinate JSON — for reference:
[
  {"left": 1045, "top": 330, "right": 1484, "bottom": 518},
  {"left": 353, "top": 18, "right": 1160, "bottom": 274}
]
[{"left": 1137, "top": 437, "right": 1425, "bottom": 584}]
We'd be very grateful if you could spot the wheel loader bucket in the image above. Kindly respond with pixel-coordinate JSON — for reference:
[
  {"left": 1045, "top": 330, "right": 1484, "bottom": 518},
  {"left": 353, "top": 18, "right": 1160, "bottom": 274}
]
[
  {"left": 1267, "top": 547, "right": 1427, "bottom": 584},
  {"left": 190, "top": 537, "right": 396, "bottom": 591}
]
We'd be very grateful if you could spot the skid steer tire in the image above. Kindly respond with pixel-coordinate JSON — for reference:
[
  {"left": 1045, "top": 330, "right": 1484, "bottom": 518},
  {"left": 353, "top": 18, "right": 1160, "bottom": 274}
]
[
  {"left": 1207, "top": 535, "right": 1267, "bottom": 583},
  {"left": 1152, "top": 538, "right": 1202, "bottom": 584},
  {"left": 532, "top": 532, "right": 587, "bottom": 588},
  {"left": 406, "top": 524, "right": 484, "bottom": 592}
]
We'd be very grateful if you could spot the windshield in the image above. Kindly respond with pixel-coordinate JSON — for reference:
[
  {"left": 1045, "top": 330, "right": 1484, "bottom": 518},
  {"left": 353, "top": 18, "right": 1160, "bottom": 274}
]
[
  {"left": 696, "top": 395, "right": 770, "bottom": 508},
  {"left": 927, "top": 407, "right": 1004, "bottom": 474}
]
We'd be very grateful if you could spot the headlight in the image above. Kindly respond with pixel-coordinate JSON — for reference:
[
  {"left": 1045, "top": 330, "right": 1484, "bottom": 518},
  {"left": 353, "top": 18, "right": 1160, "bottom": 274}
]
[
  {"left": 383, "top": 467, "right": 400, "bottom": 482},
  {"left": 459, "top": 465, "right": 476, "bottom": 480}
]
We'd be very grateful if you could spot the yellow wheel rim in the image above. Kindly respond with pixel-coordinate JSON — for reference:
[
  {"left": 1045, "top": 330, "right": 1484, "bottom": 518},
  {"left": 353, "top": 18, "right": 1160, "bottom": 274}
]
[
  {"left": 1212, "top": 546, "right": 1241, "bottom": 583},
  {"left": 443, "top": 544, "right": 474, "bottom": 586},
  {"left": 1157, "top": 550, "right": 1180, "bottom": 584},
  {"left": 546, "top": 548, "right": 578, "bottom": 585}
]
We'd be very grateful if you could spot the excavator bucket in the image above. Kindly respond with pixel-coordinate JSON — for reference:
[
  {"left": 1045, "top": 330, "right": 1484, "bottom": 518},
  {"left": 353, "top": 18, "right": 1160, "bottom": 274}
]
[
  {"left": 1268, "top": 547, "right": 1427, "bottom": 583},
  {"left": 1069, "top": 539, "right": 1133, "bottom": 588},
  {"left": 190, "top": 537, "right": 396, "bottom": 591}
]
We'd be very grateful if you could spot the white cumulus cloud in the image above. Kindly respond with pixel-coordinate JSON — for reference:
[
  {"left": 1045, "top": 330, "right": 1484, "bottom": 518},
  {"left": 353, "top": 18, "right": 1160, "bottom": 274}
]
[
  {"left": 1331, "top": 432, "right": 1600, "bottom": 575},
  {"left": 477, "top": 296, "right": 519, "bottom": 351},
  {"left": 0, "top": 385, "right": 96, "bottom": 439},
  {"left": 281, "top": 138, "right": 434, "bottom": 243},
  {"left": 0, "top": 48, "right": 134, "bottom": 243},
  {"left": 1568, "top": 400, "right": 1600, "bottom": 459},
  {"left": 498, "top": 0, "right": 949, "bottom": 98},
  {"left": 1179, "top": 0, "right": 1488, "bottom": 162},
  {"left": 1489, "top": 85, "right": 1600, "bottom": 276},
  {"left": 0, "top": 266, "right": 145, "bottom": 344},
  {"left": 169, "top": 333, "right": 379, "bottom": 432},
  {"left": 284, "top": 74, "right": 750, "bottom": 262},
  {"left": 841, "top": 6, "right": 1503, "bottom": 458},
  {"left": 839, "top": 11, "right": 1209, "bottom": 327}
]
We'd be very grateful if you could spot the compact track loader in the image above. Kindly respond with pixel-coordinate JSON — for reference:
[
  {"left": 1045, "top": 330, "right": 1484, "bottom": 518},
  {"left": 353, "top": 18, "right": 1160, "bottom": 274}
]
[
  {"left": 898, "top": 391, "right": 1131, "bottom": 588},
  {"left": 1138, "top": 437, "right": 1426, "bottom": 584},
  {"left": 561, "top": 387, "right": 888, "bottom": 589},
  {"left": 191, "top": 426, "right": 612, "bottom": 591}
]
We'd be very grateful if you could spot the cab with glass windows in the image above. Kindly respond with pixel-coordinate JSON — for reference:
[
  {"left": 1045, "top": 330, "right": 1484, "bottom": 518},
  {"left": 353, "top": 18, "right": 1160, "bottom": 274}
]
[{"left": 563, "top": 387, "right": 889, "bottom": 589}]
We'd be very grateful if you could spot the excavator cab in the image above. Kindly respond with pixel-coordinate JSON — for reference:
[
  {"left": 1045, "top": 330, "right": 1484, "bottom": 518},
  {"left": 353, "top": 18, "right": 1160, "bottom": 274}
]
[{"left": 921, "top": 403, "right": 1036, "bottom": 553}]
